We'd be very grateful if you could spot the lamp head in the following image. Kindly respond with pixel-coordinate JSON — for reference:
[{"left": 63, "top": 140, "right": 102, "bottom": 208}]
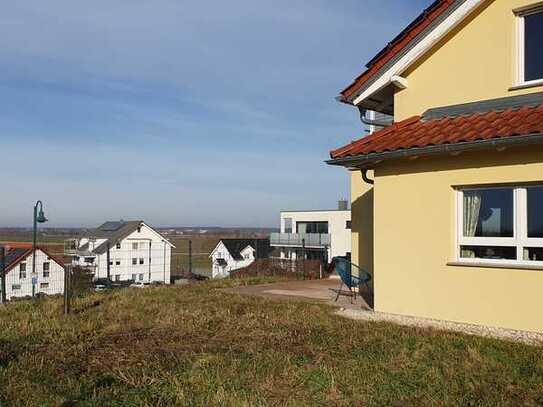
[{"left": 36, "top": 209, "right": 47, "bottom": 224}]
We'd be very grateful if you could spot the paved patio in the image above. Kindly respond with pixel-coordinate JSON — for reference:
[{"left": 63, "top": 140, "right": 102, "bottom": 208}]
[{"left": 223, "top": 278, "right": 373, "bottom": 310}]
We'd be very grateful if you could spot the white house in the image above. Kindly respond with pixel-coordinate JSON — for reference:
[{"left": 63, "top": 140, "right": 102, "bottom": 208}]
[
  {"left": 209, "top": 239, "right": 271, "bottom": 279},
  {"left": 1, "top": 244, "right": 65, "bottom": 302},
  {"left": 270, "top": 201, "right": 352, "bottom": 264},
  {"left": 69, "top": 220, "right": 174, "bottom": 284}
]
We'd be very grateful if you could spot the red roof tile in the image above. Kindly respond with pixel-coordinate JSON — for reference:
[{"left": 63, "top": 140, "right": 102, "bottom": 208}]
[
  {"left": 341, "top": 0, "right": 455, "bottom": 102},
  {"left": 330, "top": 105, "right": 543, "bottom": 159}
]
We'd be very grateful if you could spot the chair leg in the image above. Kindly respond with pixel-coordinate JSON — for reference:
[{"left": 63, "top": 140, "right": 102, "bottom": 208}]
[{"left": 335, "top": 282, "right": 343, "bottom": 302}]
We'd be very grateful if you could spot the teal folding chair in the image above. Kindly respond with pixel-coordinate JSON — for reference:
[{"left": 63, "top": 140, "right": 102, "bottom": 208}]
[{"left": 329, "top": 256, "right": 372, "bottom": 303}]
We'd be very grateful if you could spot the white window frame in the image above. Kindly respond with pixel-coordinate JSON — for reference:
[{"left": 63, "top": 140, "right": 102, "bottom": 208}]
[
  {"left": 19, "top": 263, "right": 27, "bottom": 279},
  {"left": 456, "top": 185, "right": 543, "bottom": 267},
  {"left": 515, "top": 5, "right": 543, "bottom": 87}
]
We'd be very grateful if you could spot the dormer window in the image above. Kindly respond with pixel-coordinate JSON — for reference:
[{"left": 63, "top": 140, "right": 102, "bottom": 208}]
[{"left": 517, "top": 7, "right": 543, "bottom": 84}]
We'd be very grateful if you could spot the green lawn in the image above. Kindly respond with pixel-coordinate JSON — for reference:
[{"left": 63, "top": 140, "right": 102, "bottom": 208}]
[{"left": 1, "top": 278, "right": 542, "bottom": 406}]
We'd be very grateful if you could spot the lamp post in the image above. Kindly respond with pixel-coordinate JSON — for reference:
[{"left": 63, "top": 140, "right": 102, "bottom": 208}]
[{"left": 32, "top": 200, "right": 47, "bottom": 297}]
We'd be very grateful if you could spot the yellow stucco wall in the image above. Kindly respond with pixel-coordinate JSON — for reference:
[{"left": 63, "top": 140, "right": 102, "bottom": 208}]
[
  {"left": 351, "top": 171, "right": 374, "bottom": 276},
  {"left": 364, "top": 146, "right": 543, "bottom": 333},
  {"left": 395, "top": 0, "right": 543, "bottom": 121}
]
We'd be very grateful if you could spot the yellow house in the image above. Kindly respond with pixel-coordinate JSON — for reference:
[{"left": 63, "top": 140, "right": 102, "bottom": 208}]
[{"left": 327, "top": 0, "right": 543, "bottom": 333}]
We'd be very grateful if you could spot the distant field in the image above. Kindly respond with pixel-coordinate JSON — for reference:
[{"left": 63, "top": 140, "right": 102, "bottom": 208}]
[
  {"left": 0, "top": 232, "right": 71, "bottom": 245},
  {"left": 0, "top": 232, "right": 68, "bottom": 259}
]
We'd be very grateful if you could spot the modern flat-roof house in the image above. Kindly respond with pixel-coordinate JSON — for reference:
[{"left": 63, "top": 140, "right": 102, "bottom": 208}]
[
  {"left": 68, "top": 220, "right": 174, "bottom": 284},
  {"left": 209, "top": 239, "right": 271, "bottom": 279},
  {"left": 270, "top": 201, "right": 351, "bottom": 264},
  {"left": 1, "top": 243, "right": 65, "bottom": 302},
  {"left": 328, "top": 0, "right": 543, "bottom": 333}
]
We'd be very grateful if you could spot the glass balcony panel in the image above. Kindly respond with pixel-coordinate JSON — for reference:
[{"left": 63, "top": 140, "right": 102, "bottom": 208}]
[{"left": 270, "top": 233, "right": 330, "bottom": 248}]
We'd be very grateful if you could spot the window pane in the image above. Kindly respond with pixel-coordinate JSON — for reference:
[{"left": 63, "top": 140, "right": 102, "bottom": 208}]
[
  {"left": 461, "top": 246, "right": 517, "bottom": 260},
  {"left": 463, "top": 188, "right": 513, "bottom": 237},
  {"left": 284, "top": 218, "right": 292, "bottom": 234},
  {"left": 525, "top": 12, "right": 543, "bottom": 82},
  {"left": 524, "top": 247, "right": 543, "bottom": 261},
  {"left": 296, "top": 222, "right": 328, "bottom": 234},
  {"left": 528, "top": 186, "right": 543, "bottom": 238}
]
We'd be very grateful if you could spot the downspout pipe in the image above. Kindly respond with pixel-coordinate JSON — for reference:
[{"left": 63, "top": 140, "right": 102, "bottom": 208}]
[
  {"left": 106, "top": 243, "right": 111, "bottom": 281},
  {"left": 163, "top": 241, "right": 166, "bottom": 283},
  {"left": 358, "top": 107, "right": 393, "bottom": 128},
  {"left": 361, "top": 169, "right": 374, "bottom": 185}
]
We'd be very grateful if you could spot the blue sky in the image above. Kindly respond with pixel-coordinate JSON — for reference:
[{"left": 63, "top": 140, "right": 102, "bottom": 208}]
[{"left": 0, "top": 0, "right": 429, "bottom": 228}]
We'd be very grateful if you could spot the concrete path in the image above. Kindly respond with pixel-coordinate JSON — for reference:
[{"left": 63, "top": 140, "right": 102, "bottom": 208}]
[{"left": 338, "top": 308, "right": 543, "bottom": 346}]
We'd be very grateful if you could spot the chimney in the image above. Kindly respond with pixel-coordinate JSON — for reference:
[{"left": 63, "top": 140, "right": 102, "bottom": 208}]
[{"left": 338, "top": 200, "right": 348, "bottom": 211}]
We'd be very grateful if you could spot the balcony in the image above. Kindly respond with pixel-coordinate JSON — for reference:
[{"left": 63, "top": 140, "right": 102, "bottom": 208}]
[{"left": 270, "top": 233, "right": 330, "bottom": 248}]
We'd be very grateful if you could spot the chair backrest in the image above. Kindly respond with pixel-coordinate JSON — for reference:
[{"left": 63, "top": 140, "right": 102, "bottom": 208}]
[
  {"left": 330, "top": 257, "right": 372, "bottom": 288},
  {"left": 331, "top": 257, "right": 354, "bottom": 288}
]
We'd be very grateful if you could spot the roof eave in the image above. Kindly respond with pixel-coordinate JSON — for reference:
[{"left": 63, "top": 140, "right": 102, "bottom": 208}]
[
  {"left": 326, "top": 133, "right": 543, "bottom": 169},
  {"left": 342, "top": 0, "right": 483, "bottom": 106}
]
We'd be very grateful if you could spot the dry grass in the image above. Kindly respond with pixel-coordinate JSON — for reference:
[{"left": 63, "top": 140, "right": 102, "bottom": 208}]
[{"left": 1, "top": 278, "right": 543, "bottom": 406}]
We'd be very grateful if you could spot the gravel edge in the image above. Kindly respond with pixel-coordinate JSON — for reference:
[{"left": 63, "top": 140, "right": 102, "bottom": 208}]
[{"left": 337, "top": 308, "right": 543, "bottom": 346}]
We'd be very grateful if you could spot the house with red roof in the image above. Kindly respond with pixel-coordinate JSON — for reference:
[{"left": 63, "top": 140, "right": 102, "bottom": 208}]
[
  {"left": 1, "top": 243, "right": 65, "bottom": 302},
  {"left": 327, "top": 0, "right": 543, "bottom": 332}
]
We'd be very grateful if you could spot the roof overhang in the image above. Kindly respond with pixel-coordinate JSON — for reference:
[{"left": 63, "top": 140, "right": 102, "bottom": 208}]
[
  {"left": 326, "top": 133, "right": 543, "bottom": 169},
  {"left": 342, "top": 0, "right": 486, "bottom": 108}
]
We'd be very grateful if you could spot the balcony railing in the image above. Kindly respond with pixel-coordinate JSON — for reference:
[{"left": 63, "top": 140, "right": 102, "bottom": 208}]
[{"left": 270, "top": 233, "right": 330, "bottom": 248}]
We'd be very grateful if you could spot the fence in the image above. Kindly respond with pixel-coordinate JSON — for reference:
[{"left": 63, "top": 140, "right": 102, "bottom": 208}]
[{"left": 231, "top": 258, "right": 329, "bottom": 280}]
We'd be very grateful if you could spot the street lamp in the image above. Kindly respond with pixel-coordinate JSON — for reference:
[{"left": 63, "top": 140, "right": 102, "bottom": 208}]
[{"left": 32, "top": 201, "right": 47, "bottom": 297}]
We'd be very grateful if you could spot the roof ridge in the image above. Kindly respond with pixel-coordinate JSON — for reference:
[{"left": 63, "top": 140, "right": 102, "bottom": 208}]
[{"left": 422, "top": 92, "right": 543, "bottom": 121}]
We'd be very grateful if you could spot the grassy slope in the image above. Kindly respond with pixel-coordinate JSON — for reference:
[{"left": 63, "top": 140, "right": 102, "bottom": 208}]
[{"left": 1, "top": 279, "right": 542, "bottom": 406}]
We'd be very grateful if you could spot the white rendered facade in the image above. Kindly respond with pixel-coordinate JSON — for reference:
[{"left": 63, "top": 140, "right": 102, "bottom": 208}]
[
  {"left": 209, "top": 241, "right": 256, "bottom": 279},
  {"left": 271, "top": 209, "right": 352, "bottom": 263},
  {"left": 2, "top": 248, "right": 65, "bottom": 301},
  {"left": 74, "top": 222, "right": 173, "bottom": 284}
]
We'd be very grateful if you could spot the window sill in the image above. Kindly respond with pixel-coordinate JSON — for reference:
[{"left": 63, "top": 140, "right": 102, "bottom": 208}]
[
  {"left": 447, "top": 261, "right": 543, "bottom": 271},
  {"left": 509, "top": 80, "right": 543, "bottom": 91}
]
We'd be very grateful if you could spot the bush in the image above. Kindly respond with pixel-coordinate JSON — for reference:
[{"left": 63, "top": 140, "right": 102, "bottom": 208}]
[{"left": 70, "top": 266, "right": 95, "bottom": 296}]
